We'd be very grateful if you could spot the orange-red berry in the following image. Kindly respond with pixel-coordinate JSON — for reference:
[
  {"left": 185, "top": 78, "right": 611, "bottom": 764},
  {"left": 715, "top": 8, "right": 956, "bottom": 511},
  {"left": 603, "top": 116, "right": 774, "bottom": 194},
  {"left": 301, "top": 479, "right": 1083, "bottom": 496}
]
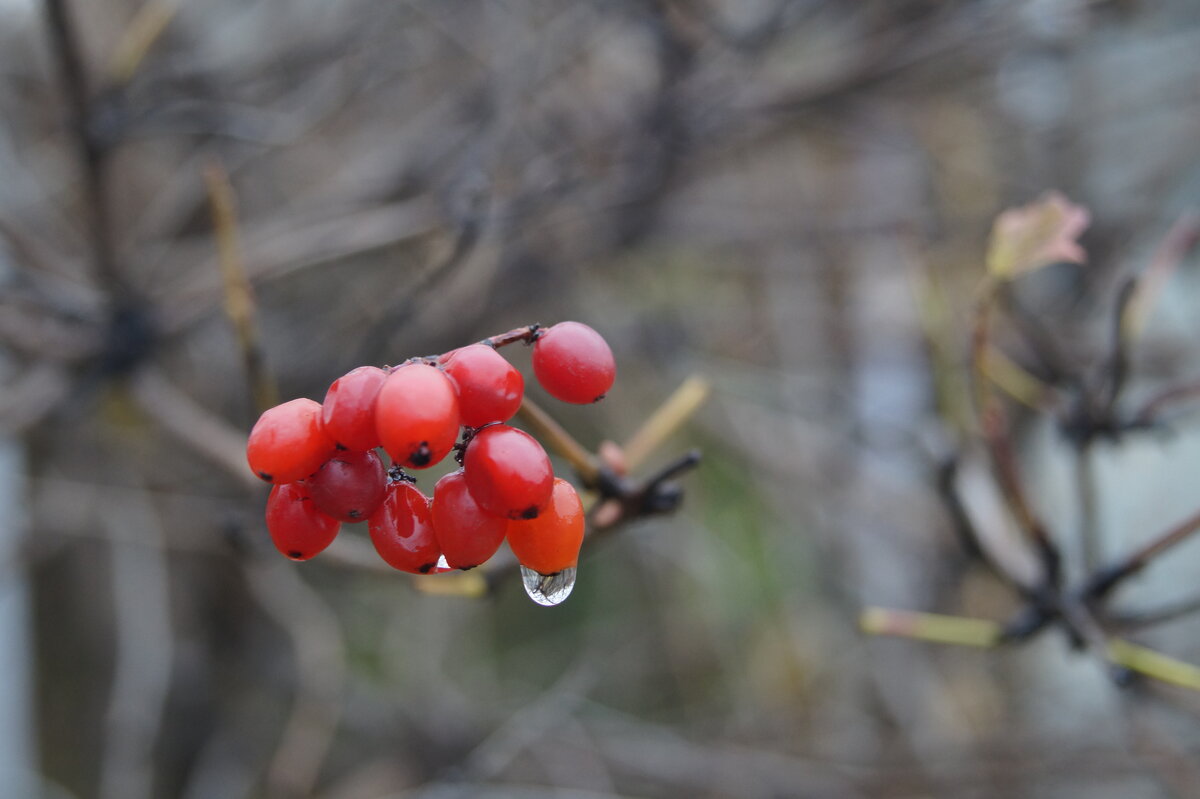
[
  {"left": 506, "top": 478, "right": 584, "bottom": 575},
  {"left": 375, "top": 363, "right": 460, "bottom": 469},
  {"left": 247, "top": 398, "right": 337, "bottom": 484}
]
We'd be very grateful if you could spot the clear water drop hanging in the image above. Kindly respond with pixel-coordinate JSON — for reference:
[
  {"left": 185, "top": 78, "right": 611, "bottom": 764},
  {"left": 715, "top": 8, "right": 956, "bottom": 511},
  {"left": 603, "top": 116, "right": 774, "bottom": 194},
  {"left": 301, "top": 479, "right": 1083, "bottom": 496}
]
[{"left": 520, "top": 566, "right": 576, "bottom": 606}]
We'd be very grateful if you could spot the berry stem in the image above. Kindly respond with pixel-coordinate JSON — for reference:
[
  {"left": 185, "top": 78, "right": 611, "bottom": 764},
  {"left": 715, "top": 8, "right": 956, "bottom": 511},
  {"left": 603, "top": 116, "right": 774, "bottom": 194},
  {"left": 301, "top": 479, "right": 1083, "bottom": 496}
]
[
  {"left": 516, "top": 396, "right": 600, "bottom": 486},
  {"left": 483, "top": 324, "right": 541, "bottom": 349}
]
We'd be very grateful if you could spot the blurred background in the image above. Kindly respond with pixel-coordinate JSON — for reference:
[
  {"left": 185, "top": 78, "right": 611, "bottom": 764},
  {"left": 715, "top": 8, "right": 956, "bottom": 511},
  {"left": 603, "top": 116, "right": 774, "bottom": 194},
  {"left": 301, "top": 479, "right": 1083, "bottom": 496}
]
[{"left": 3, "top": 0, "right": 1200, "bottom": 797}]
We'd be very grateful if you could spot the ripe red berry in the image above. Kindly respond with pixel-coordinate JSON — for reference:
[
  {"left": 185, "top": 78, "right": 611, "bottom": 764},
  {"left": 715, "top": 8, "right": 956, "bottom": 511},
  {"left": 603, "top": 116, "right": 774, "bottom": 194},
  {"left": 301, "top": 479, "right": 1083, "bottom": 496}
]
[
  {"left": 462, "top": 424, "right": 554, "bottom": 520},
  {"left": 431, "top": 470, "right": 509, "bottom": 569},
  {"left": 322, "top": 366, "right": 387, "bottom": 451},
  {"left": 368, "top": 481, "right": 441, "bottom": 573},
  {"left": 247, "top": 398, "right": 337, "bottom": 484},
  {"left": 265, "top": 482, "right": 341, "bottom": 560},
  {"left": 506, "top": 478, "right": 585, "bottom": 575},
  {"left": 375, "top": 363, "right": 461, "bottom": 469},
  {"left": 531, "top": 321, "right": 616, "bottom": 404},
  {"left": 307, "top": 449, "right": 387, "bottom": 522},
  {"left": 440, "top": 344, "right": 524, "bottom": 428}
]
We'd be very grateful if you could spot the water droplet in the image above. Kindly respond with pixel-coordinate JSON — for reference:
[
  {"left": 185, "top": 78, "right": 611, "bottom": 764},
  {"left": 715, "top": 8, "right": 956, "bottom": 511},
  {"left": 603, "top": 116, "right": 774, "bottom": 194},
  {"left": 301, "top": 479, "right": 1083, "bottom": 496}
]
[{"left": 520, "top": 566, "right": 576, "bottom": 606}]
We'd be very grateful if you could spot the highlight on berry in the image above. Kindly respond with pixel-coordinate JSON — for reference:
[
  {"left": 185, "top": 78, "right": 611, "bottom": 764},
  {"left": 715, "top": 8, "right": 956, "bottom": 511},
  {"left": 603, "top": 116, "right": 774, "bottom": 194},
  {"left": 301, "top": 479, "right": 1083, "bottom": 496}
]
[{"left": 245, "top": 323, "right": 617, "bottom": 606}]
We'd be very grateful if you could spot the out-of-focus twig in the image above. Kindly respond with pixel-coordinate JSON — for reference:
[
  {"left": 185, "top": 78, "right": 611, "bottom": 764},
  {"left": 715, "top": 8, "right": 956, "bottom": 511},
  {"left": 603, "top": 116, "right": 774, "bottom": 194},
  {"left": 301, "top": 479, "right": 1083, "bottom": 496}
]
[
  {"left": 0, "top": 363, "right": 73, "bottom": 434},
  {"left": 128, "top": 367, "right": 261, "bottom": 491},
  {"left": 981, "top": 345, "right": 1056, "bottom": 411},
  {"left": 1131, "top": 380, "right": 1200, "bottom": 428},
  {"left": 203, "top": 161, "right": 278, "bottom": 415},
  {"left": 621, "top": 375, "right": 710, "bottom": 472},
  {"left": 1101, "top": 277, "right": 1138, "bottom": 416},
  {"left": 859, "top": 607, "right": 1002, "bottom": 648},
  {"left": 353, "top": 182, "right": 487, "bottom": 365},
  {"left": 1083, "top": 506, "right": 1200, "bottom": 602},
  {"left": 861, "top": 606, "right": 1200, "bottom": 693},
  {"left": 1108, "top": 639, "right": 1200, "bottom": 692},
  {"left": 1122, "top": 210, "right": 1200, "bottom": 340},
  {"left": 43, "top": 0, "right": 127, "bottom": 297},
  {"left": 1109, "top": 593, "right": 1200, "bottom": 631},
  {"left": 108, "top": 0, "right": 178, "bottom": 84},
  {"left": 980, "top": 402, "right": 1062, "bottom": 586}
]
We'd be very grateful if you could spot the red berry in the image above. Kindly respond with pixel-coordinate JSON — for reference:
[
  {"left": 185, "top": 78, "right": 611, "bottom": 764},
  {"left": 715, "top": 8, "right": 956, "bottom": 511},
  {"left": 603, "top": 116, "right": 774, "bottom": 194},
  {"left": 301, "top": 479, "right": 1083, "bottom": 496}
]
[
  {"left": 266, "top": 482, "right": 341, "bottom": 560},
  {"left": 506, "top": 478, "right": 585, "bottom": 575},
  {"left": 247, "top": 398, "right": 337, "bottom": 484},
  {"left": 307, "top": 449, "right": 387, "bottom": 522},
  {"left": 322, "top": 366, "right": 387, "bottom": 451},
  {"left": 440, "top": 344, "right": 524, "bottom": 428},
  {"left": 368, "top": 481, "right": 440, "bottom": 573},
  {"left": 375, "top": 363, "right": 461, "bottom": 469},
  {"left": 462, "top": 424, "right": 554, "bottom": 520},
  {"left": 531, "top": 321, "right": 615, "bottom": 404},
  {"left": 430, "top": 470, "right": 508, "bottom": 569}
]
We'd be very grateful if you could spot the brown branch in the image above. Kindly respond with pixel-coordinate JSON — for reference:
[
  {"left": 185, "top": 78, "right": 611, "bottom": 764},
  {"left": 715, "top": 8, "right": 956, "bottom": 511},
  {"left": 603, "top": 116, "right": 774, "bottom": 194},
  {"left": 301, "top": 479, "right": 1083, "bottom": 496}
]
[{"left": 1084, "top": 506, "right": 1200, "bottom": 603}]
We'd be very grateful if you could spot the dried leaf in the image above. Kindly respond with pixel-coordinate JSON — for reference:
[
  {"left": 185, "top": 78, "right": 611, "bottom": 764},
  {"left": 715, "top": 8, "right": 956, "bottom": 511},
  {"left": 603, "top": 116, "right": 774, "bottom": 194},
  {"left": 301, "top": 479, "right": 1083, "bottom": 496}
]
[{"left": 986, "top": 191, "right": 1090, "bottom": 279}]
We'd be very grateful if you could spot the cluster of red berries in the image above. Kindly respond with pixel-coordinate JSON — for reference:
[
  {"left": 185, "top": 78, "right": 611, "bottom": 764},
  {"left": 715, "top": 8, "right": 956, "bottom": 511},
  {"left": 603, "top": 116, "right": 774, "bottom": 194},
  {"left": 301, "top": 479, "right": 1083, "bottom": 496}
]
[{"left": 245, "top": 322, "right": 615, "bottom": 600}]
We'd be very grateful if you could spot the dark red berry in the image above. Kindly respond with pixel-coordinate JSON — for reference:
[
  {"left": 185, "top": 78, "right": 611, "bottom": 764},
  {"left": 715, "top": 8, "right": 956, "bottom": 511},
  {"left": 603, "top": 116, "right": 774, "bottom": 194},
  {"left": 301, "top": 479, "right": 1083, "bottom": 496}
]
[
  {"left": 431, "top": 470, "right": 508, "bottom": 569},
  {"left": 368, "top": 481, "right": 441, "bottom": 573},
  {"left": 265, "top": 482, "right": 341, "bottom": 560},
  {"left": 307, "top": 449, "right": 387, "bottom": 522}
]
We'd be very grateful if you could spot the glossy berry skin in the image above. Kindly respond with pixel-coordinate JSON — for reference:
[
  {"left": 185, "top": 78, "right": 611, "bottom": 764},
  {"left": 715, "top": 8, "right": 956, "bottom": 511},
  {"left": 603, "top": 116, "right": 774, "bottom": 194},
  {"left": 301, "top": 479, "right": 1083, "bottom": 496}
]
[
  {"left": 368, "top": 481, "right": 440, "bottom": 573},
  {"left": 247, "top": 398, "right": 337, "bottom": 484},
  {"left": 322, "top": 366, "right": 387, "bottom": 451},
  {"left": 375, "top": 363, "right": 461, "bottom": 469},
  {"left": 506, "top": 478, "right": 585, "bottom": 575},
  {"left": 266, "top": 482, "right": 341, "bottom": 560},
  {"left": 531, "top": 321, "right": 616, "bottom": 404},
  {"left": 307, "top": 449, "right": 387, "bottom": 522},
  {"left": 440, "top": 344, "right": 524, "bottom": 428},
  {"left": 462, "top": 424, "right": 554, "bottom": 520},
  {"left": 431, "top": 470, "right": 508, "bottom": 569}
]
